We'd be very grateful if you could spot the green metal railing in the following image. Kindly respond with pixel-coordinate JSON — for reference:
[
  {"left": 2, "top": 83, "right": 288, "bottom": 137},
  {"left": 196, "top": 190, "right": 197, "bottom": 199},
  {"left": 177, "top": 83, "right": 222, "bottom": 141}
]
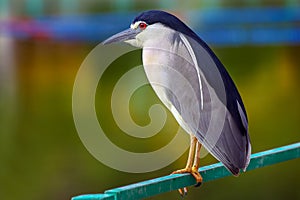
[{"left": 72, "top": 142, "right": 300, "bottom": 200}]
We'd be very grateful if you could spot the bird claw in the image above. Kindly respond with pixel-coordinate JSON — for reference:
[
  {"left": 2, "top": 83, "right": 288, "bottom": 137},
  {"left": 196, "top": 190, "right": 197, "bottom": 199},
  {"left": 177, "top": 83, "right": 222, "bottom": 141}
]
[
  {"left": 172, "top": 167, "right": 203, "bottom": 195},
  {"left": 194, "top": 181, "right": 202, "bottom": 187},
  {"left": 178, "top": 187, "right": 188, "bottom": 197},
  {"left": 191, "top": 166, "right": 203, "bottom": 184}
]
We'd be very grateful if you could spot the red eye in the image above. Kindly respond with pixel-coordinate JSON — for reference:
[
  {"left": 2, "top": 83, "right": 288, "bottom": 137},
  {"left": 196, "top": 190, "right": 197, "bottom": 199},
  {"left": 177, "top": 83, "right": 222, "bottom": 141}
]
[{"left": 139, "top": 22, "right": 147, "bottom": 30}]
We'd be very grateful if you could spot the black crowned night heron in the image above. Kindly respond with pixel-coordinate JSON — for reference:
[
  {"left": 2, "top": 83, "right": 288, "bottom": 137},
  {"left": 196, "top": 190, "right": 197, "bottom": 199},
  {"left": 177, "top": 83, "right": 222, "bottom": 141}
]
[{"left": 102, "top": 10, "right": 251, "bottom": 195}]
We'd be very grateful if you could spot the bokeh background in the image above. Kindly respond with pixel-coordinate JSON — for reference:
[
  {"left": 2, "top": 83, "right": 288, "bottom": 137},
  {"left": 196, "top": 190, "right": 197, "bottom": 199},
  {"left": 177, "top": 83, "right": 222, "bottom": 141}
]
[{"left": 1, "top": 0, "right": 300, "bottom": 200}]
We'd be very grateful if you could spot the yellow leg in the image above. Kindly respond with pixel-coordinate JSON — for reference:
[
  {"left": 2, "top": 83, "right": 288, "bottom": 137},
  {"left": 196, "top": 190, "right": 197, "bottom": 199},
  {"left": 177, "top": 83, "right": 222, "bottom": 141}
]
[
  {"left": 186, "top": 135, "right": 197, "bottom": 168},
  {"left": 171, "top": 135, "right": 203, "bottom": 196},
  {"left": 192, "top": 141, "right": 203, "bottom": 186},
  {"left": 173, "top": 135, "right": 197, "bottom": 174}
]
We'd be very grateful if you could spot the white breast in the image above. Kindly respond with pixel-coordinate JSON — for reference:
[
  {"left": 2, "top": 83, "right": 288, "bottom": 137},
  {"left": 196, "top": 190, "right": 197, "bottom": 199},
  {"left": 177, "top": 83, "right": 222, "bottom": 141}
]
[{"left": 142, "top": 45, "right": 195, "bottom": 135}]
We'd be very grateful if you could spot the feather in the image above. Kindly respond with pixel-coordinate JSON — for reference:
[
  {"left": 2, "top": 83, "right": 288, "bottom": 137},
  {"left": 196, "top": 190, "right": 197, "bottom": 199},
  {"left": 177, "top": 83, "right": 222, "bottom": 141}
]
[{"left": 142, "top": 25, "right": 251, "bottom": 175}]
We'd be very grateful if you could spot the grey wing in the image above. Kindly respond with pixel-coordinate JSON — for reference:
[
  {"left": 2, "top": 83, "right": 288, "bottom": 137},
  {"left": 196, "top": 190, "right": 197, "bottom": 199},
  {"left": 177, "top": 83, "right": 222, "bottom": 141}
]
[{"left": 166, "top": 33, "right": 251, "bottom": 175}]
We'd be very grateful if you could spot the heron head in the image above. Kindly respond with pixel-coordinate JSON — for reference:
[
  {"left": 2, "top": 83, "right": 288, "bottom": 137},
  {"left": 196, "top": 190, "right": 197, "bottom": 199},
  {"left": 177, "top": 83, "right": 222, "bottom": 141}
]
[
  {"left": 102, "top": 10, "right": 191, "bottom": 48},
  {"left": 101, "top": 20, "right": 148, "bottom": 47}
]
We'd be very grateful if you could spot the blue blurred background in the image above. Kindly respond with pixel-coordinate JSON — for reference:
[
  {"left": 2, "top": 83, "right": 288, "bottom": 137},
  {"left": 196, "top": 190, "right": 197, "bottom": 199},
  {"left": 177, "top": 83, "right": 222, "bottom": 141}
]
[{"left": 0, "top": 0, "right": 299, "bottom": 200}]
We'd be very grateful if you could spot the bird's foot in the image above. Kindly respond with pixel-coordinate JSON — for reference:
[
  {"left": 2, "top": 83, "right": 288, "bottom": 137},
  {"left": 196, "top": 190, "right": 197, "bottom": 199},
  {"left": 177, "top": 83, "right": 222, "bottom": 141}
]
[{"left": 172, "top": 166, "right": 203, "bottom": 196}]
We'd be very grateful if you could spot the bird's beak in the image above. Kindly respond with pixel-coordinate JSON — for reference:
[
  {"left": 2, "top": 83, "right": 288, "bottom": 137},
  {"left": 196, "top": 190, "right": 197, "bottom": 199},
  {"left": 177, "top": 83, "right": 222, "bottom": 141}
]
[{"left": 102, "top": 28, "right": 139, "bottom": 45}]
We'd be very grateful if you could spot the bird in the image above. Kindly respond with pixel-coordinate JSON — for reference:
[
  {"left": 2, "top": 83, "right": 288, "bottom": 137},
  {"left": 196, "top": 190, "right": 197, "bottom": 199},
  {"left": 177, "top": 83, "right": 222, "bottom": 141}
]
[{"left": 102, "top": 10, "right": 251, "bottom": 195}]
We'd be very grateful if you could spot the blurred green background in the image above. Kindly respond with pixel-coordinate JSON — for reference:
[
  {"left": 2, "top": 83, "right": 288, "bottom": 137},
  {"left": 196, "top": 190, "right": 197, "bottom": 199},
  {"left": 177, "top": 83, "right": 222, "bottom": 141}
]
[{"left": 0, "top": 0, "right": 300, "bottom": 200}]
